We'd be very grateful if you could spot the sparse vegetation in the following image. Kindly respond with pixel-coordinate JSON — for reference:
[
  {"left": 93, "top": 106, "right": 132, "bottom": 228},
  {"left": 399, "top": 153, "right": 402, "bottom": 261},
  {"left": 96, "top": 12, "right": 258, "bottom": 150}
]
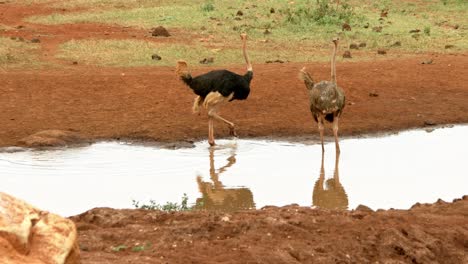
[
  {"left": 282, "top": 0, "right": 362, "bottom": 26},
  {"left": 110, "top": 245, "right": 127, "bottom": 252},
  {"left": 132, "top": 194, "right": 192, "bottom": 212},
  {"left": 424, "top": 26, "right": 431, "bottom": 36},
  {"left": 1, "top": 0, "right": 465, "bottom": 68},
  {"left": 0, "top": 37, "right": 41, "bottom": 68},
  {"left": 110, "top": 243, "right": 151, "bottom": 252},
  {"left": 55, "top": 38, "right": 332, "bottom": 67},
  {"left": 200, "top": 1, "right": 215, "bottom": 12},
  {"left": 131, "top": 243, "right": 151, "bottom": 252}
]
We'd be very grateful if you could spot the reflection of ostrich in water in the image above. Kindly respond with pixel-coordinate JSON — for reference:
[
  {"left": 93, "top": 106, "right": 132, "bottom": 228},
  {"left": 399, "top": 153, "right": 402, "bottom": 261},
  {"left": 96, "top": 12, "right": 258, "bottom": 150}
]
[
  {"left": 300, "top": 37, "right": 345, "bottom": 153},
  {"left": 195, "top": 145, "right": 255, "bottom": 211},
  {"left": 176, "top": 33, "right": 253, "bottom": 146},
  {"left": 312, "top": 152, "right": 348, "bottom": 210}
]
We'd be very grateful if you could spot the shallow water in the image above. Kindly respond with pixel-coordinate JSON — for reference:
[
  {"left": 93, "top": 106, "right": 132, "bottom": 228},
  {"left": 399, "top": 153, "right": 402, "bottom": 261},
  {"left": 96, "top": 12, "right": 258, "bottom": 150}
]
[{"left": 1, "top": 126, "right": 467, "bottom": 216}]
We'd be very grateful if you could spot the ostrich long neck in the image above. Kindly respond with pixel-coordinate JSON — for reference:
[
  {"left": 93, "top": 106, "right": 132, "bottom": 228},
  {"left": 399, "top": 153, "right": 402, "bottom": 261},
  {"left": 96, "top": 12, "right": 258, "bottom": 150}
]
[
  {"left": 242, "top": 39, "right": 252, "bottom": 72},
  {"left": 331, "top": 42, "right": 337, "bottom": 84}
]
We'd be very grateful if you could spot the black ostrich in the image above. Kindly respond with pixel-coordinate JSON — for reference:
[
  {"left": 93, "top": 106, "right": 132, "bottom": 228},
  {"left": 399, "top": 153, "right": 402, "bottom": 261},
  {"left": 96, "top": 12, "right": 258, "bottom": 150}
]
[
  {"left": 300, "top": 37, "right": 345, "bottom": 153},
  {"left": 176, "top": 33, "right": 253, "bottom": 146}
]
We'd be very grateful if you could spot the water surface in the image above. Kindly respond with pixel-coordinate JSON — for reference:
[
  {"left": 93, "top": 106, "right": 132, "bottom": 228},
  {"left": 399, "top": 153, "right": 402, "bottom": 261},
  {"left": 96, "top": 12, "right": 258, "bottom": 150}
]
[{"left": 1, "top": 126, "right": 467, "bottom": 216}]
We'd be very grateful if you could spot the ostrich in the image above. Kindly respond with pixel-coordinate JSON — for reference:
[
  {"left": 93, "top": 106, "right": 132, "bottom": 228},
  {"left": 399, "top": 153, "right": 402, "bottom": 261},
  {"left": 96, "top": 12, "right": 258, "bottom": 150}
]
[
  {"left": 300, "top": 37, "right": 345, "bottom": 153},
  {"left": 176, "top": 33, "right": 253, "bottom": 146}
]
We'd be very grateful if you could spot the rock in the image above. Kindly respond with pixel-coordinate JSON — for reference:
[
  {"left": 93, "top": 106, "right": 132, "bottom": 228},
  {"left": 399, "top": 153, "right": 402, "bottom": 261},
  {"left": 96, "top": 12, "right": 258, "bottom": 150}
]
[
  {"left": 151, "top": 26, "right": 170, "bottom": 37},
  {"left": 391, "top": 41, "right": 401, "bottom": 47},
  {"left": 372, "top": 26, "right": 382, "bottom": 32},
  {"left": 151, "top": 54, "right": 162, "bottom": 61},
  {"left": 380, "top": 9, "right": 388, "bottom": 18},
  {"left": 342, "top": 23, "right": 351, "bottom": 31},
  {"left": 342, "top": 50, "right": 352, "bottom": 58},
  {"left": 263, "top": 29, "right": 271, "bottom": 35},
  {"left": 199, "top": 57, "right": 214, "bottom": 64},
  {"left": 424, "top": 120, "right": 437, "bottom": 126},
  {"left": 363, "top": 23, "right": 369, "bottom": 28},
  {"left": 349, "top": 43, "right": 359, "bottom": 50},
  {"left": 234, "top": 17, "right": 242, "bottom": 21},
  {"left": 453, "top": 24, "right": 459, "bottom": 29},
  {"left": 72, "top": 61, "right": 78, "bottom": 65},
  {"left": 236, "top": 10, "right": 243, "bottom": 16},
  {"left": 355, "top": 204, "right": 374, "bottom": 212},
  {"left": 377, "top": 49, "right": 387, "bottom": 55},
  {"left": 0, "top": 192, "right": 80, "bottom": 264},
  {"left": 30, "top": 38, "right": 40, "bottom": 43},
  {"left": 409, "top": 29, "right": 420, "bottom": 33},
  {"left": 18, "top": 130, "right": 86, "bottom": 148},
  {"left": 369, "top": 92, "right": 379, "bottom": 97},
  {"left": 359, "top": 42, "right": 367, "bottom": 48},
  {"left": 265, "top": 59, "right": 286, "bottom": 64},
  {"left": 444, "top": 44, "right": 454, "bottom": 49},
  {"left": 270, "top": 7, "right": 275, "bottom": 13},
  {"left": 421, "top": 59, "right": 433, "bottom": 65}
]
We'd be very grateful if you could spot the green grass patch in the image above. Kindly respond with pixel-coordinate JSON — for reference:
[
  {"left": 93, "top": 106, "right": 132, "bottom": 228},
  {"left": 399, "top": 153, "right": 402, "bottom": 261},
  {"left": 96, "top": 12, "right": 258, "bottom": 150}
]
[
  {"left": 29, "top": 0, "right": 467, "bottom": 53},
  {"left": 0, "top": 37, "right": 42, "bottom": 69},
  {"left": 56, "top": 38, "right": 335, "bottom": 67},
  {"left": 53, "top": 0, "right": 199, "bottom": 10}
]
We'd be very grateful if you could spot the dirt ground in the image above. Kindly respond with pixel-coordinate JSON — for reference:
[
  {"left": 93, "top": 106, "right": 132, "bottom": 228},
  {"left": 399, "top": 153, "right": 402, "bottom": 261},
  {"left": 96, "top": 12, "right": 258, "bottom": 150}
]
[
  {"left": 1, "top": 2, "right": 468, "bottom": 263},
  {"left": 1, "top": 55, "right": 467, "bottom": 147},
  {"left": 73, "top": 198, "right": 468, "bottom": 264}
]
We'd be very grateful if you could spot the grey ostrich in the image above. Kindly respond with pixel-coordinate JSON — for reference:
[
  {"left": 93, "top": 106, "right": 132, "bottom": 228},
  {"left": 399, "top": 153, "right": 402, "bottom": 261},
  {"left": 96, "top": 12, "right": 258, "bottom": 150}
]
[{"left": 300, "top": 37, "right": 345, "bottom": 153}]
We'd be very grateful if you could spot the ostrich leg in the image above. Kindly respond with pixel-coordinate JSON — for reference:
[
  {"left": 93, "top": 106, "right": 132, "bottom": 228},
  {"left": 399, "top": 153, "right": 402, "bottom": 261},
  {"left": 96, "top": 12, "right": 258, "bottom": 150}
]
[
  {"left": 208, "top": 118, "right": 215, "bottom": 146},
  {"left": 318, "top": 115, "right": 325, "bottom": 152},
  {"left": 208, "top": 108, "right": 237, "bottom": 137},
  {"left": 333, "top": 116, "right": 341, "bottom": 154}
]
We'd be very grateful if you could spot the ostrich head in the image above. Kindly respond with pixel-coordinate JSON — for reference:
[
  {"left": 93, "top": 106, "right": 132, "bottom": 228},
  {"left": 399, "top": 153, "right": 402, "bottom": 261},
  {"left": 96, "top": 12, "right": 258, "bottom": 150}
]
[
  {"left": 240, "top": 33, "right": 247, "bottom": 41},
  {"left": 332, "top": 37, "right": 340, "bottom": 45}
]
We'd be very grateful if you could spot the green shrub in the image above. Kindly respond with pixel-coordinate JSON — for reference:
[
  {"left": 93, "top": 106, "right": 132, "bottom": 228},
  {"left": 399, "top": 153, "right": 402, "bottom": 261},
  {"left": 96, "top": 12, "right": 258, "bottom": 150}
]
[
  {"left": 424, "top": 26, "right": 431, "bottom": 35},
  {"left": 201, "top": 1, "right": 215, "bottom": 12},
  {"left": 132, "top": 193, "right": 192, "bottom": 212},
  {"left": 282, "top": 0, "right": 360, "bottom": 26}
]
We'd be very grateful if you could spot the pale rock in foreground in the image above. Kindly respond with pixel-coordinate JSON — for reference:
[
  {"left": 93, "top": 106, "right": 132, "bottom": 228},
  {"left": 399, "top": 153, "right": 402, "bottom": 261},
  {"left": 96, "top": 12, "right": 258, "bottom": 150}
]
[{"left": 0, "top": 192, "right": 80, "bottom": 264}]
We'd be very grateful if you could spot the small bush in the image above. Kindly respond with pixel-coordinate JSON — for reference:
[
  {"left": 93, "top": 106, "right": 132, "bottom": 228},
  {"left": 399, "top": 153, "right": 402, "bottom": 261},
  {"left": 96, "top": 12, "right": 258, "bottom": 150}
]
[
  {"left": 424, "top": 26, "right": 431, "bottom": 35},
  {"left": 132, "top": 193, "right": 192, "bottom": 212},
  {"left": 282, "top": 0, "right": 360, "bottom": 26},
  {"left": 201, "top": 1, "right": 215, "bottom": 12}
]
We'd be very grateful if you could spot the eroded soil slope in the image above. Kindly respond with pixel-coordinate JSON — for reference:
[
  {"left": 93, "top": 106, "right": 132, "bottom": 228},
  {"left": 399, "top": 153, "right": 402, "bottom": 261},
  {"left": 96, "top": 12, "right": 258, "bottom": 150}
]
[{"left": 73, "top": 197, "right": 468, "bottom": 264}]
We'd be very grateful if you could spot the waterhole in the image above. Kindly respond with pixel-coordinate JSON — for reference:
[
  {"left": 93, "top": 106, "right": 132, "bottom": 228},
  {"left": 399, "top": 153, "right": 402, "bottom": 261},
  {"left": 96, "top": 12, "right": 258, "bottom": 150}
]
[{"left": 1, "top": 126, "right": 467, "bottom": 216}]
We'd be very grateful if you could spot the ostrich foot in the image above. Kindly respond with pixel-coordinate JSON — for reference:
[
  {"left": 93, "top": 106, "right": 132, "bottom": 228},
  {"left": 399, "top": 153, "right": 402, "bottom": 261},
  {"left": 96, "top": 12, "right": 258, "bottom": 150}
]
[
  {"left": 209, "top": 139, "right": 215, "bottom": 146},
  {"left": 229, "top": 125, "right": 238, "bottom": 137}
]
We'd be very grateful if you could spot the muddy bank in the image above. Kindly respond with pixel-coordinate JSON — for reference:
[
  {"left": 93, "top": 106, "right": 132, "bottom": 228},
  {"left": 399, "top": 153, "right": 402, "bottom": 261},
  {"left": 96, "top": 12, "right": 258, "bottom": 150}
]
[
  {"left": 1, "top": 55, "right": 468, "bottom": 148},
  {"left": 72, "top": 196, "right": 468, "bottom": 264}
]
